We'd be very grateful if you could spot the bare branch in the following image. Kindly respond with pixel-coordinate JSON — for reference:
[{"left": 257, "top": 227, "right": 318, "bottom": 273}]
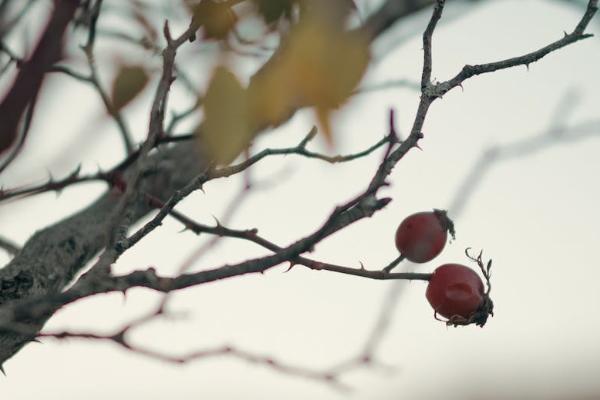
[
  {"left": 47, "top": 64, "right": 92, "bottom": 82},
  {"left": 421, "top": 0, "right": 446, "bottom": 89},
  {"left": 82, "top": 48, "right": 134, "bottom": 155},
  {"left": 0, "top": 0, "right": 80, "bottom": 170},
  {"left": 82, "top": 0, "right": 103, "bottom": 53},
  {"left": 148, "top": 206, "right": 431, "bottom": 282},
  {"left": 1, "top": 0, "right": 596, "bottom": 373},
  {"left": 426, "top": 0, "right": 598, "bottom": 98},
  {"left": 363, "top": 0, "right": 439, "bottom": 41},
  {"left": 0, "top": 166, "right": 109, "bottom": 203},
  {"left": 331, "top": 0, "right": 598, "bottom": 375},
  {"left": 80, "top": 19, "right": 200, "bottom": 279},
  {"left": 38, "top": 331, "right": 349, "bottom": 390},
  {"left": 0, "top": 126, "right": 387, "bottom": 205},
  {"left": 0, "top": 0, "right": 36, "bottom": 38},
  {"left": 0, "top": 235, "right": 20, "bottom": 256}
]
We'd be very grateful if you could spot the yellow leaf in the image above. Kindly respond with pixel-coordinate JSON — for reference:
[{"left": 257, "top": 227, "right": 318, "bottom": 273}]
[
  {"left": 252, "top": 0, "right": 294, "bottom": 25},
  {"left": 187, "top": 0, "right": 237, "bottom": 40},
  {"left": 245, "top": 18, "right": 369, "bottom": 144},
  {"left": 287, "top": 22, "right": 369, "bottom": 109},
  {"left": 248, "top": 14, "right": 369, "bottom": 143},
  {"left": 315, "top": 107, "right": 333, "bottom": 146},
  {"left": 247, "top": 61, "right": 297, "bottom": 131},
  {"left": 199, "top": 66, "right": 252, "bottom": 164},
  {"left": 110, "top": 65, "right": 149, "bottom": 112}
]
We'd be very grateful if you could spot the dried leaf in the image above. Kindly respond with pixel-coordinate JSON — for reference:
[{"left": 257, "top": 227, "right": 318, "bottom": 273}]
[
  {"left": 247, "top": 60, "right": 296, "bottom": 131},
  {"left": 252, "top": 0, "right": 295, "bottom": 25},
  {"left": 187, "top": 0, "right": 237, "bottom": 40},
  {"left": 110, "top": 65, "right": 149, "bottom": 112},
  {"left": 131, "top": 1, "right": 158, "bottom": 44},
  {"left": 246, "top": 12, "right": 369, "bottom": 142},
  {"left": 277, "top": 17, "right": 369, "bottom": 142},
  {"left": 300, "top": 0, "right": 358, "bottom": 22},
  {"left": 199, "top": 67, "right": 252, "bottom": 164}
]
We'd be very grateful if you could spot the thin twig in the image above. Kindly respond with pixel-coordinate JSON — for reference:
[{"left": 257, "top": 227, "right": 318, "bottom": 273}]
[
  {"left": 38, "top": 330, "right": 349, "bottom": 390},
  {"left": 93, "top": 126, "right": 393, "bottom": 258},
  {"left": 80, "top": 19, "right": 201, "bottom": 278},
  {"left": 83, "top": 48, "right": 135, "bottom": 155},
  {"left": 146, "top": 204, "right": 431, "bottom": 282},
  {"left": 425, "top": 1, "right": 598, "bottom": 99},
  {"left": 1, "top": 0, "right": 597, "bottom": 374},
  {"left": 0, "top": 166, "right": 110, "bottom": 203},
  {"left": 0, "top": 235, "right": 20, "bottom": 256},
  {"left": 48, "top": 64, "right": 92, "bottom": 82},
  {"left": 352, "top": 0, "right": 598, "bottom": 368},
  {"left": 0, "top": 126, "right": 387, "bottom": 204}
]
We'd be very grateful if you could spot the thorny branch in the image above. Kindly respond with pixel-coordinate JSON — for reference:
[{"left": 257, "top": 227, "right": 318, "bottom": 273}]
[
  {"left": 0, "top": 108, "right": 406, "bottom": 338},
  {"left": 424, "top": 1, "right": 598, "bottom": 99},
  {"left": 142, "top": 202, "right": 431, "bottom": 282},
  {"left": 79, "top": 20, "right": 200, "bottom": 281},
  {"left": 0, "top": 0, "right": 597, "bottom": 387},
  {"left": 0, "top": 126, "right": 388, "bottom": 204},
  {"left": 353, "top": 0, "right": 600, "bottom": 370}
]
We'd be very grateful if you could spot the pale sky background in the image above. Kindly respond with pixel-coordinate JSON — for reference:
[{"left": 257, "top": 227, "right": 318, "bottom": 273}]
[{"left": 1, "top": 0, "right": 600, "bottom": 399}]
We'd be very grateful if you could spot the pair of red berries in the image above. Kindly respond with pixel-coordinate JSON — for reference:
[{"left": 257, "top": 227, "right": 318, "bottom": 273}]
[{"left": 395, "top": 210, "right": 493, "bottom": 327}]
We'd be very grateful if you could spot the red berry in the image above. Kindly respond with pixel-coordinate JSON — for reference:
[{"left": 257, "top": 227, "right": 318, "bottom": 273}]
[
  {"left": 426, "top": 264, "right": 484, "bottom": 320},
  {"left": 395, "top": 209, "right": 454, "bottom": 263}
]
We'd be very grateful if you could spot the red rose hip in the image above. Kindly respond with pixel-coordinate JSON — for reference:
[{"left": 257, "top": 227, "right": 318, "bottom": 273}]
[
  {"left": 426, "top": 263, "right": 484, "bottom": 320},
  {"left": 395, "top": 209, "right": 454, "bottom": 263}
]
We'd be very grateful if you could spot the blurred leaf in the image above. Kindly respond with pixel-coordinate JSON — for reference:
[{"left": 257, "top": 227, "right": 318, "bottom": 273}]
[
  {"left": 247, "top": 60, "right": 296, "bottom": 131},
  {"left": 299, "top": 0, "right": 358, "bottom": 22},
  {"left": 286, "top": 25, "right": 369, "bottom": 109},
  {"left": 273, "top": 18, "right": 369, "bottom": 143},
  {"left": 131, "top": 0, "right": 158, "bottom": 44},
  {"left": 246, "top": 8, "right": 369, "bottom": 142},
  {"left": 110, "top": 65, "right": 149, "bottom": 112},
  {"left": 199, "top": 66, "right": 252, "bottom": 164},
  {"left": 252, "top": 0, "right": 295, "bottom": 25},
  {"left": 187, "top": 0, "right": 237, "bottom": 40}
]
